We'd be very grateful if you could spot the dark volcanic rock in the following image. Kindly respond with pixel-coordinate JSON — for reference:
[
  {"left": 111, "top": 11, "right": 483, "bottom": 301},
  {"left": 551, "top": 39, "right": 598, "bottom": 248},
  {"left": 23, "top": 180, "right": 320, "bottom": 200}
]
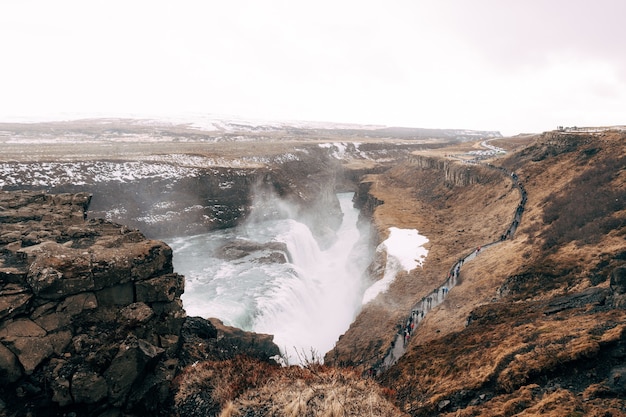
[
  {"left": 0, "top": 342, "right": 21, "bottom": 384},
  {"left": 0, "top": 191, "right": 184, "bottom": 414},
  {"left": 178, "top": 316, "right": 280, "bottom": 366},
  {"left": 0, "top": 190, "right": 280, "bottom": 416},
  {"left": 206, "top": 318, "right": 281, "bottom": 363},
  {"left": 215, "top": 239, "right": 290, "bottom": 263},
  {"left": 543, "top": 287, "right": 610, "bottom": 315}
]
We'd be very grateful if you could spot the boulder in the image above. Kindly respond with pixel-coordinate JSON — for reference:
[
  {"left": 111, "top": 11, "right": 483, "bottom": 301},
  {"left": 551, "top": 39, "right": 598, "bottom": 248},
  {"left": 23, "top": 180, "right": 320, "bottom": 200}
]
[
  {"left": 136, "top": 273, "right": 184, "bottom": 303},
  {"left": 34, "top": 310, "right": 72, "bottom": 332},
  {"left": 104, "top": 336, "right": 164, "bottom": 407},
  {"left": 10, "top": 334, "right": 54, "bottom": 374},
  {"left": 0, "top": 318, "right": 46, "bottom": 340},
  {"left": 0, "top": 342, "right": 22, "bottom": 384},
  {"left": 120, "top": 302, "right": 155, "bottom": 326},
  {"left": 129, "top": 241, "right": 174, "bottom": 280},
  {"left": 215, "top": 239, "right": 290, "bottom": 262},
  {"left": 25, "top": 242, "right": 95, "bottom": 299},
  {"left": 58, "top": 292, "right": 98, "bottom": 315},
  {"left": 72, "top": 369, "right": 109, "bottom": 404},
  {"left": 0, "top": 283, "right": 32, "bottom": 320},
  {"left": 95, "top": 282, "right": 135, "bottom": 306}
]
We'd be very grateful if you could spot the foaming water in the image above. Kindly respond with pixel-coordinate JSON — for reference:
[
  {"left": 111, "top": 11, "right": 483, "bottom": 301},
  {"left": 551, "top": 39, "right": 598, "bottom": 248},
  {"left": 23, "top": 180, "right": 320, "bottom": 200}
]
[{"left": 169, "top": 193, "right": 371, "bottom": 363}]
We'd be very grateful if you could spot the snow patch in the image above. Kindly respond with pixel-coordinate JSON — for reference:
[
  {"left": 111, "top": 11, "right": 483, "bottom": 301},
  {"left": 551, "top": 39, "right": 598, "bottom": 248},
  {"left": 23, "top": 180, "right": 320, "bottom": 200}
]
[
  {"left": 319, "top": 142, "right": 371, "bottom": 160},
  {"left": 0, "top": 161, "right": 199, "bottom": 188},
  {"left": 362, "top": 227, "right": 429, "bottom": 304}
]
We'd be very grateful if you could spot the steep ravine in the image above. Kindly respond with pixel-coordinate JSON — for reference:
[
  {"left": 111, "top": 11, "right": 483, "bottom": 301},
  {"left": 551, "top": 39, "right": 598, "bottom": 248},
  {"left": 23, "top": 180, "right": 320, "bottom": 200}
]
[
  {"left": 0, "top": 145, "right": 402, "bottom": 415},
  {"left": 370, "top": 162, "right": 528, "bottom": 374},
  {"left": 326, "top": 157, "right": 521, "bottom": 369}
]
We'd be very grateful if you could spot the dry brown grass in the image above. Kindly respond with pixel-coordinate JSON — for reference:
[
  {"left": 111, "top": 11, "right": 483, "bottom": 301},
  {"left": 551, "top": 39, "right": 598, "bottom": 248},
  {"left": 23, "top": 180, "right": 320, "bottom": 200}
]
[
  {"left": 354, "top": 131, "right": 626, "bottom": 416},
  {"left": 223, "top": 365, "right": 406, "bottom": 417},
  {"left": 447, "top": 385, "right": 585, "bottom": 417},
  {"left": 172, "top": 356, "right": 280, "bottom": 416},
  {"left": 173, "top": 356, "right": 407, "bottom": 417},
  {"left": 382, "top": 305, "right": 626, "bottom": 415}
]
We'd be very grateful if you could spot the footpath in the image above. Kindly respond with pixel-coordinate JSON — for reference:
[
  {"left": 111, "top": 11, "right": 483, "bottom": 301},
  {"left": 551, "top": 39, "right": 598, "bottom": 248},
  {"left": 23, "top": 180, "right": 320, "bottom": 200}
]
[{"left": 371, "top": 142, "right": 528, "bottom": 375}]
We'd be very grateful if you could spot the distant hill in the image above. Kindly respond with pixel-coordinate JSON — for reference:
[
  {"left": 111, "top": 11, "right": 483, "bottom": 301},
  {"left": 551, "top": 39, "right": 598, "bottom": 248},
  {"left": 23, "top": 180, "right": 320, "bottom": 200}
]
[{"left": 0, "top": 116, "right": 501, "bottom": 142}]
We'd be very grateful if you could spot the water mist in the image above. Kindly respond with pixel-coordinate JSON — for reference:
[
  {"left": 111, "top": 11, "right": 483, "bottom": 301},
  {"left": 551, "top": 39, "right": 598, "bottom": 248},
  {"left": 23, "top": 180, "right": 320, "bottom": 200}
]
[{"left": 170, "top": 192, "right": 372, "bottom": 364}]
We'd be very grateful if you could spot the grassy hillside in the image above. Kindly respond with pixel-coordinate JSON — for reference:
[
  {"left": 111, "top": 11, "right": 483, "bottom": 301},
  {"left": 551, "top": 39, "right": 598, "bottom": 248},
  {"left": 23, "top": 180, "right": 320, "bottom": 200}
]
[{"left": 379, "top": 130, "right": 626, "bottom": 416}]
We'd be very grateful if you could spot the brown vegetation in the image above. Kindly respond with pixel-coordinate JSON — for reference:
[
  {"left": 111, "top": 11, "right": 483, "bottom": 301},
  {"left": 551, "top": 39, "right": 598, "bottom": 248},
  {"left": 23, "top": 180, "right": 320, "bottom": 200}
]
[
  {"left": 374, "top": 130, "right": 626, "bottom": 416},
  {"left": 173, "top": 356, "right": 406, "bottom": 417},
  {"left": 327, "top": 152, "right": 521, "bottom": 369}
]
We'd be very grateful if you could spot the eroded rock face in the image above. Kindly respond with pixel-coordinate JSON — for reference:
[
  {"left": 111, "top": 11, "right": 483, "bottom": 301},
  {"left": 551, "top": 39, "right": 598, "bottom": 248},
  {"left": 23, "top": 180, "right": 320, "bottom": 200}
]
[{"left": 0, "top": 191, "right": 204, "bottom": 415}]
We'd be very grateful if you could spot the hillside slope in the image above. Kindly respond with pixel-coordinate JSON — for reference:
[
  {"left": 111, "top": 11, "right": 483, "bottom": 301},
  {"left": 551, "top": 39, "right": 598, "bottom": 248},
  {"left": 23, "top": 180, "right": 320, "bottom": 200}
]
[{"left": 377, "top": 130, "right": 626, "bottom": 416}]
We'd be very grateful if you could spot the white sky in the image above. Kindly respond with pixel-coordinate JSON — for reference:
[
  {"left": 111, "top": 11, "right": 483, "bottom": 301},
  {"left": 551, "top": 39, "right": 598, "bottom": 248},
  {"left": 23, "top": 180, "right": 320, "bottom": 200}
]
[{"left": 1, "top": 0, "right": 625, "bottom": 135}]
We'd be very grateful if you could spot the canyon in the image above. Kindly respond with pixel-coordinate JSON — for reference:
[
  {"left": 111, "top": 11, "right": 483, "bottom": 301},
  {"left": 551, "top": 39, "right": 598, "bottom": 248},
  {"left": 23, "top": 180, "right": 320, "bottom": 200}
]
[{"left": 0, "top": 119, "right": 625, "bottom": 416}]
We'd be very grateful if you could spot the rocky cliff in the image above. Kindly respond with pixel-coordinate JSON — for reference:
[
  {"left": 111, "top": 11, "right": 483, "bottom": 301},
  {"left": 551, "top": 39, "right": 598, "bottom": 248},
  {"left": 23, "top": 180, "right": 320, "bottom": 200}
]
[
  {"left": 1, "top": 146, "right": 351, "bottom": 248},
  {"left": 406, "top": 155, "right": 501, "bottom": 187},
  {"left": 0, "top": 191, "right": 279, "bottom": 416}
]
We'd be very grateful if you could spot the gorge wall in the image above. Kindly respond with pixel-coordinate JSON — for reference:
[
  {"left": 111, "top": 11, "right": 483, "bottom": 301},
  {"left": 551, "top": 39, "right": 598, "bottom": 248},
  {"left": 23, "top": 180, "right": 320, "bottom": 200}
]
[
  {"left": 406, "top": 155, "right": 502, "bottom": 187},
  {"left": 326, "top": 153, "right": 520, "bottom": 369}
]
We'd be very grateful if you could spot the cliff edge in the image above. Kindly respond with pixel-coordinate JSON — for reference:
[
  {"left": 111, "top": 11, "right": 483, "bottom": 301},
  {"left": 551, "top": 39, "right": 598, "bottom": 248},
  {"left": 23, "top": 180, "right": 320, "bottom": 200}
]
[{"left": 0, "top": 190, "right": 279, "bottom": 416}]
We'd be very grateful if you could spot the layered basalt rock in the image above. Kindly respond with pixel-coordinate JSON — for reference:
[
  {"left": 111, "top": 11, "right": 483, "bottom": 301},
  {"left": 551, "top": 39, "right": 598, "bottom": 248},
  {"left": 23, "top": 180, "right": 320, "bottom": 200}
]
[
  {"left": 406, "top": 155, "right": 501, "bottom": 187},
  {"left": 0, "top": 190, "right": 280, "bottom": 416},
  {"left": 0, "top": 190, "right": 183, "bottom": 415}
]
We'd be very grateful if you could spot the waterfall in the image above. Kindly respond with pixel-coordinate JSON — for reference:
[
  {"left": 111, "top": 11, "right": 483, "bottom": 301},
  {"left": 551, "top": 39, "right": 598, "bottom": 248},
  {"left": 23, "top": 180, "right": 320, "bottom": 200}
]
[{"left": 171, "top": 193, "right": 371, "bottom": 364}]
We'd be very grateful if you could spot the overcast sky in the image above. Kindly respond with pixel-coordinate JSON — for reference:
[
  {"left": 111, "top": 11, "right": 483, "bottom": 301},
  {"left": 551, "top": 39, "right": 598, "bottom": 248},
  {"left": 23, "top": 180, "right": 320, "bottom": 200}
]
[{"left": 1, "top": 1, "right": 625, "bottom": 135}]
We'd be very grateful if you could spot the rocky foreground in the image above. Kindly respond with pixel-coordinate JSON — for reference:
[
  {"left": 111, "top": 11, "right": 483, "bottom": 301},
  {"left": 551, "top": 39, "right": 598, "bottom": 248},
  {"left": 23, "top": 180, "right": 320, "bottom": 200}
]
[{"left": 0, "top": 191, "right": 278, "bottom": 416}]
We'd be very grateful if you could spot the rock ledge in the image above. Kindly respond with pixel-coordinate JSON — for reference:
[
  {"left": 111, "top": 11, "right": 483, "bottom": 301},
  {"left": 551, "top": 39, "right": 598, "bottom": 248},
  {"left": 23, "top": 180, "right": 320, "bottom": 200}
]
[{"left": 0, "top": 191, "right": 278, "bottom": 416}]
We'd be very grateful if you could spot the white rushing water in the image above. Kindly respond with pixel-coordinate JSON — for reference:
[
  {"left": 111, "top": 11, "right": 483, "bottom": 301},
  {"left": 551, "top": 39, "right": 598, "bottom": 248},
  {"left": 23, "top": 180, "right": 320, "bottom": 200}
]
[{"left": 168, "top": 193, "right": 372, "bottom": 364}]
